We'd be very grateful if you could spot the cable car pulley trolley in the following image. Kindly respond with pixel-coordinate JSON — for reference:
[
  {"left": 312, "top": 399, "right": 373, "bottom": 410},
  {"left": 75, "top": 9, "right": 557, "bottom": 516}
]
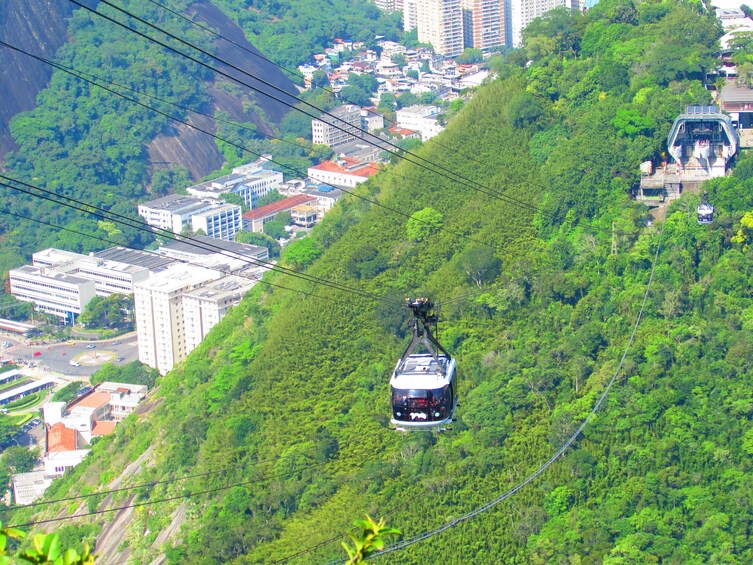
[{"left": 390, "top": 298, "right": 458, "bottom": 431}]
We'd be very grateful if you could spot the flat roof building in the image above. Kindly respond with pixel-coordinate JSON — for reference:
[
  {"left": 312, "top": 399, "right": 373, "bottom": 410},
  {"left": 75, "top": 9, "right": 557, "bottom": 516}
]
[
  {"left": 307, "top": 158, "right": 380, "bottom": 188},
  {"left": 312, "top": 105, "right": 363, "bottom": 148},
  {"left": 242, "top": 194, "right": 317, "bottom": 232},
  {"left": 191, "top": 203, "right": 242, "bottom": 241},
  {"left": 188, "top": 168, "right": 284, "bottom": 208},
  {"left": 157, "top": 234, "right": 269, "bottom": 266},
  {"left": 137, "top": 195, "right": 217, "bottom": 234},
  {"left": 183, "top": 275, "right": 259, "bottom": 353},
  {"left": 9, "top": 266, "right": 96, "bottom": 323},
  {"left": 134, "top": 265, "right": 222, "bottom": 374}
]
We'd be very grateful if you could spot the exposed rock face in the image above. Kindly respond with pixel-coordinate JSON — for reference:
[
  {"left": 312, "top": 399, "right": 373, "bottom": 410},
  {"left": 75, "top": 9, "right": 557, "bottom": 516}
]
[
  {"left": 1, "top": 0, "right": 297, "bottom": 180},
  {"left": 0, "top": 0, "right": 74, "bottom": 158},
  {"left": 146, "top": 0, "right": 300, "bottom": 180}
]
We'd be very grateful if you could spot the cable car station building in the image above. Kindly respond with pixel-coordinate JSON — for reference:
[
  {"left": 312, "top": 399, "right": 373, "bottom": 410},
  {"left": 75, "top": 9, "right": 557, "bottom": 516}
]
[{"left": 637, "top": 105, "right": 738, "bottom": 206}]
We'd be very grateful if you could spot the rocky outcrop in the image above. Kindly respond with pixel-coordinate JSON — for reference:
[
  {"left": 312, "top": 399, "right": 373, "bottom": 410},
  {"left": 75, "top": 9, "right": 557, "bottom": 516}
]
[
  {"left": 0, "top": 0, "right": 74, "bottom": 158},
  {"left": 147, "top": 0, "right": 299, "bottom": 180}
]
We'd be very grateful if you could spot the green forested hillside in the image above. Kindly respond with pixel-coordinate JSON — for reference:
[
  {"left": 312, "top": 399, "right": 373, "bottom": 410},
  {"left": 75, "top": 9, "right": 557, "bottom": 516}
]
[{"left": 12, "top": 1, "right": 753, "bottom": 563}]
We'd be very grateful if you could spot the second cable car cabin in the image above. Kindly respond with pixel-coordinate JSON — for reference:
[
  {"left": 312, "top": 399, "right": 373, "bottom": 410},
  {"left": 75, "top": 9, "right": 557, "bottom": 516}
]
[
  {"left": 697, "top": 191, "right": 714, "bottom": 224},
  {"left": 390, "top": 298, "right": 457, "bottom": 431}
]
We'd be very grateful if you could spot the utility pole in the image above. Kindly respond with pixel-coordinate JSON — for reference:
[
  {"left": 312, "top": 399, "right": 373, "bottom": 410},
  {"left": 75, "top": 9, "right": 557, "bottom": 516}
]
[{"left": 611, "top": 221, "right": 618, "bottom": 255}]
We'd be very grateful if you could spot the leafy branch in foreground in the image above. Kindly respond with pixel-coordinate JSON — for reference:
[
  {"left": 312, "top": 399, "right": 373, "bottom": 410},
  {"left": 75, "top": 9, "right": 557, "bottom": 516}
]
[
  {"left": 342, "top": 515, "right": 401, "bottom": 564},
  {"left": 0, "top": 523, "right": 95, "bottom": 565}
]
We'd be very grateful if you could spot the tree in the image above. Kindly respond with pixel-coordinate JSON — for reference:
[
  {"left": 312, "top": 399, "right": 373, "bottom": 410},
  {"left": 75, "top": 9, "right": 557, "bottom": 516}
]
[
  {"left": 456, "top": 48, "right": 483, "bottom": 65},
  {"left": 236, "top": 231, "right": 281, "bottom": 258},
  {"left": 220, "top": 192, "right": 247, "bottom": 211},
  {"left": 390, "top": 54, "right": 407, "bottom": 68},
  {"left": 281, "top": 237, "right": 322, "bottom": 269},
  {"left": 455, "top": 245, "right": 502, "bottom": 287},
  {"left": 255, "top": 190, "right": 286, "bottom": 208},
  {"left": 340, "top": 85, "right": 372, "bottom": 107},
  {"left": 263, "top": 220, "right": 287, "bottom": 240},
  {"left": 420, "top": 60, "right": 431, "bottom": 74},
  {"left": 342, "top": 515, "right": 401, "bottom": 564},
  {"left": 3, "top": 446, "right": 37, "bottom": 474},
  {"left": 406, "top": 207, "right": 443, "bottom": 242},
  {"left": 311, "top": 69, "right": 329, "bottom": 90}
]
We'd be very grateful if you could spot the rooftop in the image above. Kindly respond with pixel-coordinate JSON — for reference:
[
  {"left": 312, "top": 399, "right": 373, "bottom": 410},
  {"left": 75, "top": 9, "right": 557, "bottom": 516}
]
[
  {"left": 69, "top": 391, "right": 112, "bottom": 411},
  {"left": 243, "top": 194, "right": 317, "bottom": 221},
  {"left": 94, "top": 247, "right": 176, "bottom": 272},
  {"left": 91, "top": 421, "right": 117, "bottom": 436},
  {"left": 12, "top": 471, "right": 54, "bottom": 505},
  {"left": 159, "top": 234, "right": 267, "bottom": 259},
  {"left": 134, "top": 264, "right": 220, "bottom": 294},
  {"left": 32, "top": 248, "right": 87, "bottom": 266},
  {"left": 720, "top": 83, "right": 753, "bottom": 104},
  {"left": 184, "top": 275, "right": 257, "bottom": 302},
  {"left": 47, "top": 422, "right": 77, "bottom": 452},
  {"left": 138, "top": 194, "right": 207, "bottom": 212},
  {"left": 310, "top": 158, "right": 380, "bottom": 178},
  {"left": 11, "top": 265, "right": 93, "bottom": 286}
]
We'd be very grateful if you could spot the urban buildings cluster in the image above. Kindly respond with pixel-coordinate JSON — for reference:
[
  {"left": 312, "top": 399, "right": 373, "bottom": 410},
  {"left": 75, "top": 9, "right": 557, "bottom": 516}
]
[
  {"left": 12, "top": 381, "right": 148, "bottom": 505},
  {"left": 377, "top": 0, "right": 589, "bottom": 55}
]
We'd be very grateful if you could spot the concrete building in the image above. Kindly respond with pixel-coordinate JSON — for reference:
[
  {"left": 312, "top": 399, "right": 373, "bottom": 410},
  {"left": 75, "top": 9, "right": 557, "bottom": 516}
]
[
  {"left": 396, "top": 105, "right": 445, "bottom": 140},
  {"left": 404, "top": 0, "right": 419, "bottom": 31},
  {"left": 416, "top": 0, "right": 464, "bottom": 57},
  {"left": 183, "top": 275, "right": 258, "bottom": 352},
  {"left": 134, "top": 265, "right": 221, "bottom": 374},
  {"left": 12, "top": 472, "right": 55, "bottom": 505},
  {"left": 307, "top": 158, "right": 381, "bottom": 188},
  {"left": 187, "top": 168, "right": 284, "bottom": 209},
  {"left": 9, "top": 266, "right": 96, "bottom": 322},
  {"left": 94, "top": 247, "right": 175, "bottom": 273},
  {"left": 191, "top": 203, "right": 242, "bottom": 241},
  {"left": 32, "top": 248, "right": 86, "bottom": 269},
  {"left": 312, "top": 105, "right": 363, "bottom": 148},
  {"left": 291, "top": 203, "right": 320, "bottom": 227},
  {"left": 157, "top": 235, "right": 269, "bottom": 266},
  {"left": 75, "top": 255, "right": 152, "bottom": 297},
  {"left": 137, "top": 195, "right": 217, "bottom": 234},
  {"left": 375, "top": 0, "right": 404, "bottom": 11},
  {"left": 242, "top": 194, "right": 317, "bottom": 233},
  {"left": 462, "top": 0, "right": 504, "bottom": 49},
  {"left": 97, "top": 382, "right": 148, "bottom": 421}
]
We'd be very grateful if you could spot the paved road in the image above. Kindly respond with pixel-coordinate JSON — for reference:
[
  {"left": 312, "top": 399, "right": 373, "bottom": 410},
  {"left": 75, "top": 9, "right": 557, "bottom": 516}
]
[{"left": 1, "top": 333, "right": 139, "bottom": 378}]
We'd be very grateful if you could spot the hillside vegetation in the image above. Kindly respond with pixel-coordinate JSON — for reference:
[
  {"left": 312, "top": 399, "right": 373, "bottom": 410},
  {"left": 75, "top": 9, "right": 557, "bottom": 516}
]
[{"left": 12, "top": 1, "right": 753, "bottom": 563}]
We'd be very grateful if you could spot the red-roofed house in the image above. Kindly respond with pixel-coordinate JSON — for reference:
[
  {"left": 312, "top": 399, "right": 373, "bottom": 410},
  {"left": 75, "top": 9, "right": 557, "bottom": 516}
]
[
  {"left": 242, "top": 194, "right": 317, "bottom": 232},
  {"left": 307, "top": 158, "right": 380, "bottom": 188},
  {"left": 46, "top": 422, "right": 79, "bottom": 452}
]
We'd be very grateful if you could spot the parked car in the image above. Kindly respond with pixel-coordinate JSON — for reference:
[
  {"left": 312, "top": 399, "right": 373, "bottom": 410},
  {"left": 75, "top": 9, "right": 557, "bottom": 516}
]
[
  {"left": 69, "top": 360, "right": 80, "bottom": 367},
  {"left": 85, "top": 344, "right": 96, "bottom": 349},
  {"left": 116, "top": 356, "right": 125, "bottom": 362},
  {"left": 29, "top": 419, "right": 41, "bottom": 427},
  {"left": 32, "top": 351, "right": 41, "bottom": 357},
  {"left": 113, "top": 341, "right": 122, "bottom": 346}
]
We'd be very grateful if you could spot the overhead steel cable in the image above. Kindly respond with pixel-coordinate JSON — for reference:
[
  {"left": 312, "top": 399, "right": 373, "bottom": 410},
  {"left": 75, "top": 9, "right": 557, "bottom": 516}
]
[
  {"left": 0, "top": 40, "right": 500, "bottom": 254},
  {"left": 7, "top": 457, "right": 330, "bottom": 529},
  {"left": 67, "top": 0, "right": 548, "bottom": 219},
  {"left": 364, "top": 227, "right": 666, "bottom": 560},
  {"left": 0, "top": 209, "right": 344, "bottom": 305},
  {"left": 0, "top": 175, "right": 398, "bottom": 305}
]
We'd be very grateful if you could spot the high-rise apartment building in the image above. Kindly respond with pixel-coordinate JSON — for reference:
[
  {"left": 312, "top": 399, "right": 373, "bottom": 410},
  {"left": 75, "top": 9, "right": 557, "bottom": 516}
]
[
  {"left": 374, "top": 0, "right": 404, "bottom": 11},
  {"left": 134, "top": 265, "right": 221, "bottom": 375},
  {"left": 462, "top": 0, "right": 504, "bottom": 49},
  {"left": 311, "top": 105, "right": 363, "bottom": 148},
  {"left": 404, "top": 0, "right": 419, "bottom": 31},
  {"left": 416, "top": 0, "right": 464, "bottom": 57}
]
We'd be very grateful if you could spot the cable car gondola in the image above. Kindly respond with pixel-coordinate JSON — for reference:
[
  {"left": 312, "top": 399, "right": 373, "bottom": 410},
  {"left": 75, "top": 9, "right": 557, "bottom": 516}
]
[
  {"left": 390, "top": 298, "right": 457, "bottom": 431},
  {"left": 697, "top": 191, "right": 714, "bottom": 224}
]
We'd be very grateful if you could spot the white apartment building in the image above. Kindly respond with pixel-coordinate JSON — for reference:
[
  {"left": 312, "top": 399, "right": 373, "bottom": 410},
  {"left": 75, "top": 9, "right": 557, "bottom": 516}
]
[
  {"left": 374, "top": 0, "right": 404, "bottom": 11},
  {"left": 396, "top": 105, "right": 445, "bottom": 140},
  {"left": 417, "top": 0, "right": 464, "bottom": 57},
  {"left": 404, "top": 0, "right": 419, "bottom": 31},
  {"left": 186, "top": 168, "right": 284, "bottom": 208},
  {"left": 134, "top": 265, "right": 221, "bottom": 375},
  {"left": 75, "top": 255, "right": 151, "bottom": 297},
  {"left": 312, "top": 105, "right": 363, "bottom": 148},
  {"left": 183, "top": 275, "right": 258, "bottom": 353},
  {"left": 307, "top": 158, "right": 380, "bottom": 188},
  {"left": 191, "top": 203, "right": 242, "bottom": 241},
  {"left": 32, "top": 248, "right": 86, "bottom": 269},
  {"left": 9, "top": 266, "right": 96, "bottom": 322},
  {"left": 462, "top": 0, "right": 504, "bottom": 49},
  {"left": 137, "top": 195, "right": 217, "bottom": 234},
  {"left": 157, "top": 235, "right": 269, "bottom": 266}
]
